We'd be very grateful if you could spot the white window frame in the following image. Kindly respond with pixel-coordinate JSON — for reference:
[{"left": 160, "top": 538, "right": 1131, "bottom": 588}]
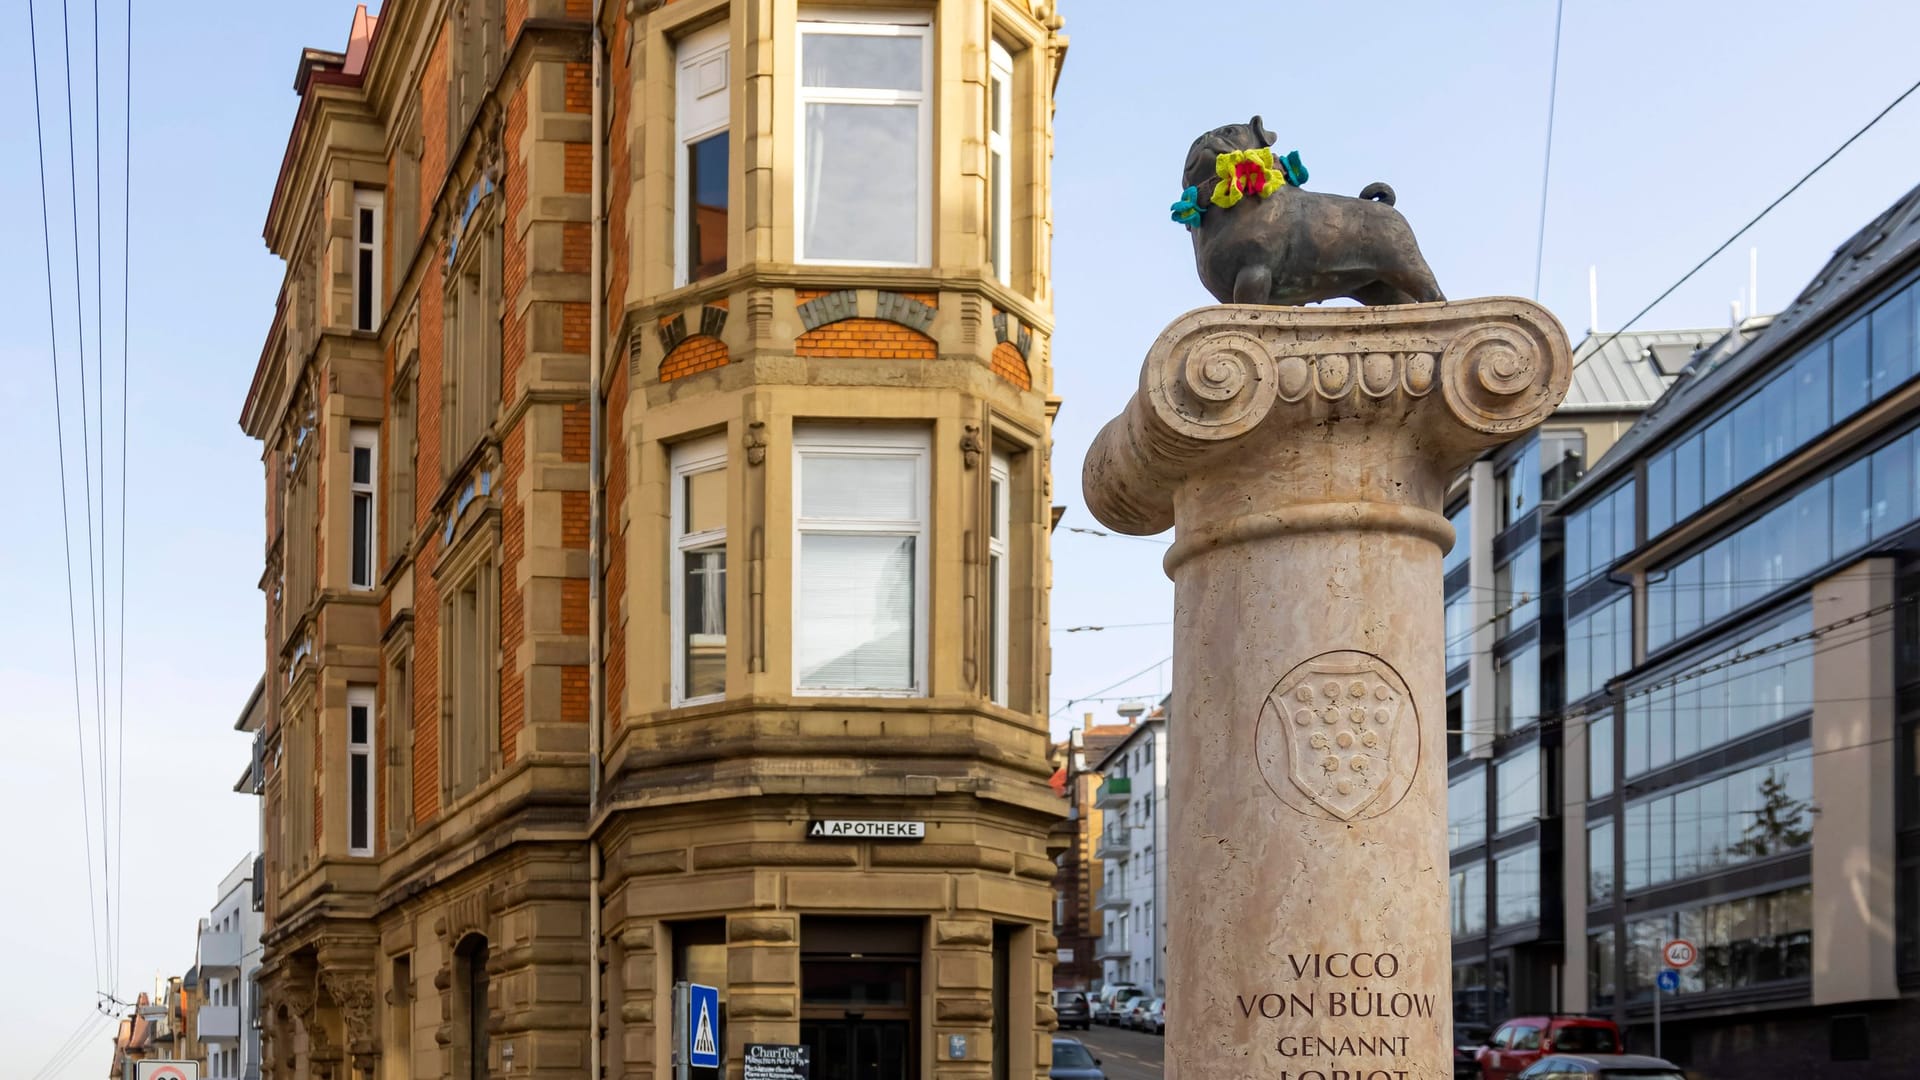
[
  {"left": 987, "top": 451, "right": 1010, "bottom": 705},
  {"left": 792, "top": 426, "right": 931, "bottom": 697},
  {"left": 670, "top": 435, "right": 729, "bottom": 707},
  {"left": 352, "top": 189, "right": 383, "bottom": 331},
  {"left": 794, "top": 12, "right": 933, "bottom": 268},
  {"left": 350, "top": 424, "right": 379, "bottom": 589},
  {"left": 675, "top": 22, "right": 730, "bottom": 287},
  {"left": 987, "top": 40, "right": 1013, "bottom": 285},
  {"left": 347, "top": 684, "right": 376, "bottom": 857}
]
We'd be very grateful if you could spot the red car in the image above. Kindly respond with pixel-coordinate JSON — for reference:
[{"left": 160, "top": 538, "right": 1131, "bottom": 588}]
[{"left": 1476, "top": 1016, "right": 1622, "bottom": 1080}]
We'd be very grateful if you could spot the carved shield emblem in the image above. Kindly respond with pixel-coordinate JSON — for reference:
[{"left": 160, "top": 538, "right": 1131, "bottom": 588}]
[{"left": 1255, "top": 651, "right": 1418, "bottom": 821}]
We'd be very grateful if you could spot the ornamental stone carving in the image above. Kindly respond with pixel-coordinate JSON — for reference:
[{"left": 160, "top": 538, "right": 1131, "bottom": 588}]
[{"left": 321, "top": 971, "right": 380, "bottom": 1053}]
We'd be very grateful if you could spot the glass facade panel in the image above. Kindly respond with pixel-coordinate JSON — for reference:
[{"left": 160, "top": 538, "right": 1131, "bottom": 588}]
[
  {"left": 1495, "top": 642, "right": 1541, "bottom": 733},
  {"left": 1589, "top": 928, "right": 1616, "bottom": 1008},
  {"left": 1494, "top": 844, "right": 1540, "bottom": 927},
  {"left": 1445, "top": 585, "right": 1473, "bottom": 671},
  {"left": 1497, "top": 540, "right": 1540, "bottom": 634},
  {"left": 1629, "top": 611, "right": 1810, "bottom": 777},
  {"left": 1588, "top": 711, "right": 1613, "bottom": 800},
  {"left": 1622, "top": 885, "right": 1812, "bottom": 1001},
  {"left": 1564, "top": 483, "right": 1635, "bottom": 590},
  {"left": 1444, "top": 503, "right": 1472, "bottom": 575},
  {"left": 1620, "top": 751, "right": 1812, "bottom": 892},
  {"left": 1644, "top": 277, "right": 1920, "bottom": 540},
  {"left": 1451, "top": 861, "right": 1487, "bottom": 937},
  {"left": 1495, "top": 744, "right": 1540, "bottom": 833},
  {"left": 1588, "top": 818, "right": 1614, "bottom": 905},
  {"left": 1449, "top": 768, "right": 1487, "bottom": 851},
  {"left": 1833, "top": 315, "right": 1872, "bottom": 420}
]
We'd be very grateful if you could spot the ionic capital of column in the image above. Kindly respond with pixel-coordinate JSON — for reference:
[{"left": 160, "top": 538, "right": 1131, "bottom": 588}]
[{"left": 1083, "top": 298, "right": 1571, "bottom": 566}]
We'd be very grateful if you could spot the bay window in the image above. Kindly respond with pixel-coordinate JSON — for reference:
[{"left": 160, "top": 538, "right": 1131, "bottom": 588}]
[
  {"left": 794, "top": 427, "right": 929, "bottom": 695},
  {"left": 671, "top": 437, "right": 728, "bottom": 705},
  {"left": 676, "top": 23, "right": 730, "bottom": 286},
  {"left": 797, "top": 14, "right": 931, "bottom": 266}
]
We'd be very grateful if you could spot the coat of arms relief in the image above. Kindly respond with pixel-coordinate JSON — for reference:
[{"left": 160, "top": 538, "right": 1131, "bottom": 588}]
[{"left": 1255, "top": 651, "right": 1419, "bottom": 821}]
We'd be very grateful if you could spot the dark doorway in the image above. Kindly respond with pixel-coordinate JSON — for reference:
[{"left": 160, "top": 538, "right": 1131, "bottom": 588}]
[{"left": 801, "top": 918, "right": 920, "bottom": 1080}]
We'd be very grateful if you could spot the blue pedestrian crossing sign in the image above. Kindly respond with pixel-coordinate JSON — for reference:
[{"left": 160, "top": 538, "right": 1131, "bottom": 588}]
[
  {"left": 1656, "top": 969, "right": 1680, "bottom": 992},
  {"left": 689, "top": 983, "right": 721, "bottom": 1069}
]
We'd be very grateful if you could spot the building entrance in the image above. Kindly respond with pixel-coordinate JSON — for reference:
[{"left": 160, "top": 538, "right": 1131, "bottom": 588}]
[{"left": 800, "top": 918, "right": 920, "bottom": 1080}]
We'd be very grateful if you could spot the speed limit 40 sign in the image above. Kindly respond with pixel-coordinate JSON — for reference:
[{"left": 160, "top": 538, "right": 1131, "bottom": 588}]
[
  {"left": 1662, "top": 939, "right": 1698, "bottom": 968},
  {"left": 134, "top": 1063, "right": 201, "bottom": 1080}
]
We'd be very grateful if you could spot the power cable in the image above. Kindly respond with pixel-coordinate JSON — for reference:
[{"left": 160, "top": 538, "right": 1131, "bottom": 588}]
[
  {"left": 59, "top": 0, "right": 115, "bottom": 999},
  {"left": 1530, "top": 0, "right": 1565, "bottom": 301},
  {"left": 29, "top": 0, "right": 106, "bottom": 999},
  {"left": 30, "top": 1010, "right": 111, "bottom": 1080},
  {"left": 112, "top": 0, "right": 131, "bottom": 999},
  {"left": 1052, "top": 654, "right": 1172, "bottom": 720},
  {"left": 1586, "top": 71, "right": 1920, "bottom": 362}
]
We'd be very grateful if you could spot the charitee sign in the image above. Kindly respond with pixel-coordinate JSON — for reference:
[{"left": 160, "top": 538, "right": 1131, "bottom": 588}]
[
  {"left": 744, "top": 1043, "right": 811, "bottom": 1080},
  {"left": 806, "top": 819, "right": 925, "bottom": 840}
]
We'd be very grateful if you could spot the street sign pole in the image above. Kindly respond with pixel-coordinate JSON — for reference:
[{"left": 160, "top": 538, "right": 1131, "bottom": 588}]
[
  {"left": 673, "top": 981, "right": 690, "bottom": 1080},
  {"left": 1653, "top": 981, "right": 1661, "bottom": 1059}
]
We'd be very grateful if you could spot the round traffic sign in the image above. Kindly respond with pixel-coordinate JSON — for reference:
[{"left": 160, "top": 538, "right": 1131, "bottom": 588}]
[
  {"left": 1662, "top": 939, "right": 1697, "bottom": 968},
  {"left": 1656, "top": 969, "right": 1680, "bottom": 992}
]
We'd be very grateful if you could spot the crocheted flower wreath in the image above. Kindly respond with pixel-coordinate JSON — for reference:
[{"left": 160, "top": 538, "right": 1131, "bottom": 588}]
[
  {"left": 1211, "top": 148, "right": 1287, "bottom": 209},
  {"left": 1169, "top": 185, "right": 1205, "bottom": 228}
]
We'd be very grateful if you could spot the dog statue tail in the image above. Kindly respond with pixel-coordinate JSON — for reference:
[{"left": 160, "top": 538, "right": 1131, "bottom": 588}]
[{"left": 1359, "top": 182, "right": 1396, "bottom": 206}]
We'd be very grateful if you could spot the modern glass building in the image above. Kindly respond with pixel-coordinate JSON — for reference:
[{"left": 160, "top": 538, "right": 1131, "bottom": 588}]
[
  {"left": 1557, "top": 183, "right": 1920, "bottom": 1076},
  {"left": 1445, "top": 325, "right": 1728, "bottom": 1026}
]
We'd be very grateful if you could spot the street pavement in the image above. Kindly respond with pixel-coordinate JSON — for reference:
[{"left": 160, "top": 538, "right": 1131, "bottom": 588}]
[{"left": 1069, "top": 1022, "right": 1164, "bottom": 1080}]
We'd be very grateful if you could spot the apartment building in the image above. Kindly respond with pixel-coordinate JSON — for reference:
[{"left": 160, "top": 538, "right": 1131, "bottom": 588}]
[
  {"left": 1443, "top": 324, "right": 1727, "bottom": 1025},
  {"left": 238, "top": 3, "right": 1067, "bottom": 1080},
  {"left": 196, "top": 856, "right": 263, "bottom": 1080},
  {"left": 1554, "top": 182, "right": 1920, "bottom": 1076},
  {"left": 1049, "top": 717, "right": 1137, "bottom": 991},
  {"left": 1091, "top": 700, "right": 1168, "bottom": 995}
]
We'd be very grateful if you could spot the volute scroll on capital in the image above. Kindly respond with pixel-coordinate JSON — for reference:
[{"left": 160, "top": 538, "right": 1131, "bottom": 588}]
[{"left": 1082, "top": 297, "right": 1571, "bottom": 537}]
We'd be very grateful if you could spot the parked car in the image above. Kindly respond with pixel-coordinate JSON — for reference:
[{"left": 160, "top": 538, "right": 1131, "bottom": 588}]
[
  {"left": 1515, "top": 1054, "right": 1684, "bottom": 1080},
  {"left": 1053, "top": 989, "right": 1091, "bottom": 1031},
  {"left": 1476, "top": 1017, "right": 1623, "bottom": 1080},
  {"left": 1123, "top": 996, "right": 1152, "bottom": 1030},
  {"left": 1137, "top": 997, "right": 1165, "bottom": 1035},
  {"left": 1050, "top": 1037, "right": 1107, "bottom": 1080},
  {"left": 1454, "top": 1023, "right": 1492, "bottom": 1079},
  {"left": 1095, "top": 985, "right": 1143, "bottom": 1026}
]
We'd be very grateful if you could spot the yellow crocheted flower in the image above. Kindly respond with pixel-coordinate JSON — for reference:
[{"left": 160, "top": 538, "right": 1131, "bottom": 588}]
[{"left": 1211, "top": 148, "right": 1287, "bottom": 209}]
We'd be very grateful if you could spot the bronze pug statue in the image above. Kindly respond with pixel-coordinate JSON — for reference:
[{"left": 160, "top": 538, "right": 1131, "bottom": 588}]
[{"left": 1175, "top": 116, "right": 1445, "bottom": 307}]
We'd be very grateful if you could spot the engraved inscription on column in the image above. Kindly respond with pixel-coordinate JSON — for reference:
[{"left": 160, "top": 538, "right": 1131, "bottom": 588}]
[
  {"left": 1236, "top": 949, "right": 1436, "bottom": 1080},
  {"left": 1256, "top": 651, "right": 1418, "bottom": 821}
]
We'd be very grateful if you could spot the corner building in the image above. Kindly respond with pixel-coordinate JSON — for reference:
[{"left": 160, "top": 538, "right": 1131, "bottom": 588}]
[{"left": 238, "top": 3, "right": 1069, "bottom": 1079}]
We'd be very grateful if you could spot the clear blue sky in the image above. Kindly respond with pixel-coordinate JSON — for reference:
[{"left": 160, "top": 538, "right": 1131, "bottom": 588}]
[{"left": 4, "top": 2, "right": 1919, "bottom": 1076}]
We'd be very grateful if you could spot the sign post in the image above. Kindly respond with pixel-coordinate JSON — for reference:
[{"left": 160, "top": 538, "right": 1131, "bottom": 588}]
[{"left": 1656, "top": 939, "right": 1696, "bottom": 1059}]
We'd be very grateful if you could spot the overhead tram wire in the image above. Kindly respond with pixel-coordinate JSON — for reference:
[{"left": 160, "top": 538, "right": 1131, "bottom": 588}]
[
  {"left": 1050, "top": 653, "right": 1173, "bottom": 721},
  {"left": 1585, "top": 70, "right": 1920, "bottom": 363},
  {"left": 61, "top": 0, "right": 116, "bottom": 994},
  {"left": 89, "top": 0, "right": 118, "bottom": 995},
  {"left": 30, "top": 1010, "right": 111, "bottom": 1080},
  {"left": 113, "top": 0, "right": 131, "bottom": 1001},
  {"left": 29, "top": 0, "right": 107, "bottom": 998},
  {"left": 1531, "top": 0, "right": 1566, "bottom": 301}
]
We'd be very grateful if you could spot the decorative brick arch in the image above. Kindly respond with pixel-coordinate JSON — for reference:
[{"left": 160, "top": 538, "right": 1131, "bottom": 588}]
[
  {"left": 659, "top": 303, "right": 731, "bottom": 381},
  {"left": 795, "top": 289, "right": 938, "bottom": 360}
]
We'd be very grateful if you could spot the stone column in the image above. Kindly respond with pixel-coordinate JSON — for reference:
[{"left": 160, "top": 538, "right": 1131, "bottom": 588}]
[{"left": 1082, "top": 299, "right": 1570, "bottom": 1080}]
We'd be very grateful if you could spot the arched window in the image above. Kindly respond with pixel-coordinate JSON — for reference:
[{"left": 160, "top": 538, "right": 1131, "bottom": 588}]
[{"left": 454, "top": 935, "right": 491, "bottom": 1079}]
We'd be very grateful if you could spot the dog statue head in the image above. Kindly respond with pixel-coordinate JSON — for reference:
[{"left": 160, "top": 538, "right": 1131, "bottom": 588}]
[{"left": 1182, "top": 115, "right": 1277, "bottom": 192}]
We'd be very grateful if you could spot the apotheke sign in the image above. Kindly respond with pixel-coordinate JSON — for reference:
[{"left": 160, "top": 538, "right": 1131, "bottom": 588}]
[{"left": 807, "top": 820, "right": 925, "bottom": 840}]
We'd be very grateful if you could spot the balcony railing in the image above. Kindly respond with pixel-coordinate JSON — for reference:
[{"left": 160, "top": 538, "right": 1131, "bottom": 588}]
[
  {"left": 251, "top": 856, "right": 265, "bottom": 913},
  {"left": 1094, "top": 776, "right": 1132, "bottom": 809},
  {"left": 1094, "top": 936, "right": 1132, "bottom": 961},
  {"left": 198, "top": 1004, "right": 241, "bottom": 1040},
  {"left": 199, "top": 924, "right": 242, "bottom": 970},
  {"left": 1094, "top": 823, "right": 1131, "bottom": 860},
  {"left": 1096, "top": 882, "right": 1128, "bottom": 910}
]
